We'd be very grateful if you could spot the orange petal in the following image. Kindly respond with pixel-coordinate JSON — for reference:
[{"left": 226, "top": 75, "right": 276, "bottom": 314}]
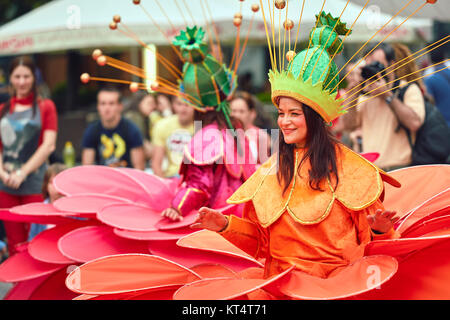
[
  {"left": 277, "top": 255, "right": 398, "bottom": 300},
  {"left": 66, "top": 254, "right": 201, "bottom": 295}
]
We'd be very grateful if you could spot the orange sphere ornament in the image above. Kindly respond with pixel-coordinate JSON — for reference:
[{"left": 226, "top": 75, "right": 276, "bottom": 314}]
[
  {"left": 286, "top": 50, "right": 296, "bottom": 62},
  {"left": 426, "top": 0, "right": 437, "bottom": 3},
  {"left": 251, "top": 4, "right": 260, "bottom": 12},
  {"left": 109, "top": 22, "right": 118, "bottom": 30},
  {"left": 274, "top": 0, "right": 286, "bottom": 9},
  {"left": 234, "top": 12, "right": 243, "bottom": 19},
  {"left": 80, "top": 73, "right": 90, "bottom": 84},
  {"left": 92, "top": 49, "right": 102, "bottom": 61},
  {"left": 113, "top": 15, "right": 121, "bottom": 23},
  {"left": 97, "top": 55, "right": 107, "bottom": 66},
  {"left": 129, "top": 82, "right": 139, "bottom": 93},
  {"left": 150, "top": 82, "right": 159, "bottom": 91},
  {"left": 233, "top": 17, "right": 242, "bottom": 27},
  {"left": 133, "top": 0, "right": 141, "bottom": 4},
  {"left": 283, "top": 19, "right": 294, "bottom": 30}
]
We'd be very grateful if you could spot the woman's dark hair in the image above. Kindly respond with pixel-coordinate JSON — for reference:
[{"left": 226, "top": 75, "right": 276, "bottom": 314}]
[
  {"left": 194, "top": 109, "right": 242, "bottom": 131},
  {"left": 364, "top": 43, "right": 396, "bottom": 66},
  {"left": 277, "top": 101, "right": 340, "bottom": 194},
  {"left": 42, "top": 163, "right": 67, "bottom": 199},
  {"left": 1, "top": 56, "right": 38, "bottom": 119},
  {"left": 98, "top": 85, "right": 123, "bottom": 103}
]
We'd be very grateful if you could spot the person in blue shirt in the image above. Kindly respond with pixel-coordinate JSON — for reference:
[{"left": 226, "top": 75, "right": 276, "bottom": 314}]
[
  {"left": 425, "top": 47, "right": 450, "bottom": 127},
  {"left": 81, "top": 86, "right": 146, "bottom": 169}
]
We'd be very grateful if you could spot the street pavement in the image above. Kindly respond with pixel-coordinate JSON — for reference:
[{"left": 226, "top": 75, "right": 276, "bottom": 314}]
[{"left": 0, "top": 282, "right": 12, "bottom": 299}]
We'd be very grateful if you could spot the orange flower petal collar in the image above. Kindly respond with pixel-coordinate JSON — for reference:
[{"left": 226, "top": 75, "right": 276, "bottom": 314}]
[{"left": 227, "top": 144, "right": 401, "bottom": 227}]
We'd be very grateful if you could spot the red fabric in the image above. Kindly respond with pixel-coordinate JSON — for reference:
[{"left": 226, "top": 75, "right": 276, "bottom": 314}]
[
  {"left": 28, "top": 221, "right": 96, "bottom": 264},
  {"left": 9, "top": 93, "right": 35, "bottom": 109},
  {"left": 3, "top": 268, "right": 78, "bottom": 300},
  {"left": 357, "top": 239, "right": 450, "bottom": 299},
  {"left": 0, "top": 97, "right": 58, "bottom": 150},
  {"left": 4, "top": 272, "right": 50, "bottom": 300},
  {"left": 37, "top": 99, "right": 58, "bottom": 141},
  {"left": 383, "top": 165, "right": 450, "bottom": 219},
  {"left": 0, "top": 191, "right": 43, "bottom": 256},
  {"left": 0, "top": 249, "right": 63, "bottom": 282},
  {"left": 365, "top": 229, "right": 450, "bottom": 261},
  {"left": 402, "top": 214, "right": 450, "bottom": 238},
  {"left": 74, "top": 286, "right": 182, "bottom": 300},
  {"left": 396, "top": 189, "right": 450, "bottom": 234},
  {"left": 28, "top": 268, "right": 78, "bottom": 300}
]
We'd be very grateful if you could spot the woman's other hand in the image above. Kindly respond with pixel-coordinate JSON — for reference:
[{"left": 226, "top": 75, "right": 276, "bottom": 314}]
[
  {"left": 0, "top": 170, "right": 10, "bottom": 185},
  {"left": 5, "top": 170, "right": 26, "bottom": 189},
  {"left": 367, "top": 209, "right": 399, "bottom": 234}
]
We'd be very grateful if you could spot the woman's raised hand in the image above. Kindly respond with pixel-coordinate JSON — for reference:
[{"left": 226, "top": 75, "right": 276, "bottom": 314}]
[
  {"left": 191, "top": 207, "right": 229, "bottom": 232},
  {"left": 367, "top": 209, "right": 400, "bottom": 234}
]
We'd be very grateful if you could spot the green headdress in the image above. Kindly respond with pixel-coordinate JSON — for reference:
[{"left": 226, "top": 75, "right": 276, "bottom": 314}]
[
  {"left": 173, "top": 26, "right": 237, "bottom": 129},
  {"left": 270, "top": 11, "right": 351, "bottom": 123}
]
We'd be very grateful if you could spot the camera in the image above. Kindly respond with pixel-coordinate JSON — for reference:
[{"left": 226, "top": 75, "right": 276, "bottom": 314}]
[{"left": 361, "top": 61, "right": 387, "bottom": 81}]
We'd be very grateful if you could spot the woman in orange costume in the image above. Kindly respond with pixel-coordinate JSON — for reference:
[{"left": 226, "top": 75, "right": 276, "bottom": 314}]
[
  {"left": 193, "top": 98, "right": 401, "bottom": 279},
  {"left": 192, "top": 12, "right": 402, "bottom": 280}
]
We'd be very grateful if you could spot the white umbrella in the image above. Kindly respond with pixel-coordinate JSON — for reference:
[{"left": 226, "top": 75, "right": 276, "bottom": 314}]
[{"left": 0, "top": 0, "right": 432, "bottom": 56}]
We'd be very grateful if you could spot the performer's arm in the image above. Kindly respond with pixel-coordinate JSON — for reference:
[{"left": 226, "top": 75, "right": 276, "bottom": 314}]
[
  {"left": 170, "top": 163, "right": 213, "bottom": 217},
  {"left": 218, "top": 201, "right": 269, "bottom": 260}
]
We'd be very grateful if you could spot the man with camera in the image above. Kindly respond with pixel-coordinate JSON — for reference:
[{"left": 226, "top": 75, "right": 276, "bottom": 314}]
[{"left": 341, "top": 43, "right": 425, "bottom": 171}]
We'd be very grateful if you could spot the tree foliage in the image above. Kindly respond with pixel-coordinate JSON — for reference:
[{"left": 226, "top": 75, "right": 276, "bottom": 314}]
[{"left": 0, "top": 0, "right": 53, "bottom": 26}]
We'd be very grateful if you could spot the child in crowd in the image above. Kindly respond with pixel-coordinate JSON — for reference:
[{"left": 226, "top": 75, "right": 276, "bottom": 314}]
[{"left": 27, "top": 163, "right": 67, "bottom": 241}]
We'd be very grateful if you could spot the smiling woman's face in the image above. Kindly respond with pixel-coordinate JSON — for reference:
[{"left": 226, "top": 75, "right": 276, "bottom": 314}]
[
  {"left": 10, "top": 65, "right": 34, "bottom": 98},
  {"left": 277, "top": 97, "right": 308, "bottom": 147}
]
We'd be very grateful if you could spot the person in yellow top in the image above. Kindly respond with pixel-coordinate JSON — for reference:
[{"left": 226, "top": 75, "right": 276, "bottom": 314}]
[
  {"left": 151, "top": 96, "right": 195, "bottom": 178},
  {"left": 192, "top": 11, "right": 401, "bottom": 279}
]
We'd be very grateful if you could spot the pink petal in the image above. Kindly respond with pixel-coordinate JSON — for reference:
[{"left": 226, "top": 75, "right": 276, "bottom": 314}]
[{"left": 57, "top": 226, "right": 150, "bottom": 263}]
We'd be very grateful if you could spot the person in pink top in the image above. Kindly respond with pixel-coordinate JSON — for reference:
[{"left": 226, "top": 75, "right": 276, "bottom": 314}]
[
  {"left": 161, "top": 109, "right": 256, "bottom": 222},
  {"left": 230, "top": 91, "right": 271, "bottom": 164}
]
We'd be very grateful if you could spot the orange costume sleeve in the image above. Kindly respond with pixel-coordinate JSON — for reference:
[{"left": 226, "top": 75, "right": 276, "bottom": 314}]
[{"left": 219, "top": 202, "right": 269, "bottom": 260}]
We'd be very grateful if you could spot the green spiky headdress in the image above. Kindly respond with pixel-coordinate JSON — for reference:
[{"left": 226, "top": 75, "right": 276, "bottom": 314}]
[
  {"left": 173, "top": 26, "right": 237, "bottom": 129},
  {"left": 270, "top": 12, "right": 351, "bottom": 123}
]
